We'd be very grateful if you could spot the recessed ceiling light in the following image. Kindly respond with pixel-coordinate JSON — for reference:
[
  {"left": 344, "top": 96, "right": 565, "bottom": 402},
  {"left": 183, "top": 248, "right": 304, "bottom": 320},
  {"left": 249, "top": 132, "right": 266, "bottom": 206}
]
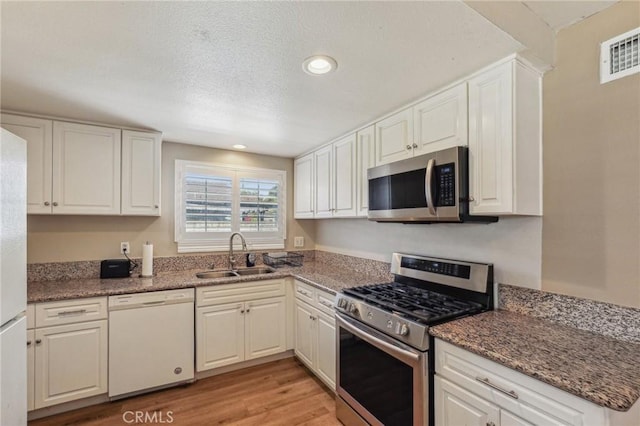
[
  {"left": 232, "top": 144, "right": 246, "bottom": 150},
  {"left": 303, "top": 55, "right": 337, "bottom": 75}
]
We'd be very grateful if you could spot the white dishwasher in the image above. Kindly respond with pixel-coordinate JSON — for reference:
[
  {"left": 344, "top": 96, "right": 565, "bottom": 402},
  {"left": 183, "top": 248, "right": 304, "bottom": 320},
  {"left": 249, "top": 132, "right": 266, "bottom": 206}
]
[{"left": 108, "top": 288, "right": 194, "bottom": 398}]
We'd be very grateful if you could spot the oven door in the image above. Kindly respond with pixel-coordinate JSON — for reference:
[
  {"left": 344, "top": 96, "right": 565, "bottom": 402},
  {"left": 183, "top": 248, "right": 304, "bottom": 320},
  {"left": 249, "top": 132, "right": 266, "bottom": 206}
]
[{"left": 336, "top": 312, "right": 428, "bottom": 426}]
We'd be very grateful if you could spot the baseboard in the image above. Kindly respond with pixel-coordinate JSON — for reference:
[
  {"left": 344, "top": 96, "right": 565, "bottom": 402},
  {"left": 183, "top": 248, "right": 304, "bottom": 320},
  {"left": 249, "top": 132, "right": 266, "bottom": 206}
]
[
  {"left": 195, "top": 350, "right": 294, "bottom": 379},
  {"left": 27, "top": 394, "right": 110, "bottom": 421}
]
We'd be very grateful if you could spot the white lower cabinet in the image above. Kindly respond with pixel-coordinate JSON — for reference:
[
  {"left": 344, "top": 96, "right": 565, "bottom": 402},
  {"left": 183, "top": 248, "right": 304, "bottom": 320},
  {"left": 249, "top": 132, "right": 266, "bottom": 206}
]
[
  {"left": 293, "top": 280, "right": 336, "bottom": 390},
  {"left": 196, "top": 279, "right": 287, "bottom": 372},
  {"left": 27, "top": 298, "right": 108, "bottom": 411},
  {"left": 434, "top": 338, "right": 636, "bottom": 426}
]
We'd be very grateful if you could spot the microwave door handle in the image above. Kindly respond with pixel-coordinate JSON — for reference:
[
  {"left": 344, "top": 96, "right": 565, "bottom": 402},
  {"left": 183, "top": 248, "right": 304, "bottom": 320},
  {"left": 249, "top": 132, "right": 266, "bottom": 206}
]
[{"left": 425, "top": 158, "right": 436, "bottom": 216}]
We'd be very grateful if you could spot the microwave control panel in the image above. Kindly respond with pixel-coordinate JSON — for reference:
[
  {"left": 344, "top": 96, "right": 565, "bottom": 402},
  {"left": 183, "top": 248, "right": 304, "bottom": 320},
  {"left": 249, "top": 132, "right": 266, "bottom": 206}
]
[{"left": 436, "top": 163, "right": 456, "bottom": 206}]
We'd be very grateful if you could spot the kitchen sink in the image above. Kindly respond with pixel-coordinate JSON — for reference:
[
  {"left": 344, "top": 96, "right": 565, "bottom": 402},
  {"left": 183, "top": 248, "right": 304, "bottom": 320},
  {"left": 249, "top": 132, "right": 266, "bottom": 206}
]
[
  {"left": 196, "top": 270, "right": 238, "bottom": 279},
  {"left": 234, "top": 266, "right": 276, "bottom": 276}
]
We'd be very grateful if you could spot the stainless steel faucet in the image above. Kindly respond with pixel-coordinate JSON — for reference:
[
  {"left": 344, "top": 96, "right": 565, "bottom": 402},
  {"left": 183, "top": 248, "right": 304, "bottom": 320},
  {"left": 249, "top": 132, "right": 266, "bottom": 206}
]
[{"left": 228, "top": 232, "right": 247, "bottom": 271}]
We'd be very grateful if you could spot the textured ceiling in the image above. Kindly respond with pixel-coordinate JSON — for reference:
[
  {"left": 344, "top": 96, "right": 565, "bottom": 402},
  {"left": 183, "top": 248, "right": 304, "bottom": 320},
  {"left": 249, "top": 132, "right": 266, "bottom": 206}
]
[{"left": 0, "top": 1, "right": 607, "bottom": 158}]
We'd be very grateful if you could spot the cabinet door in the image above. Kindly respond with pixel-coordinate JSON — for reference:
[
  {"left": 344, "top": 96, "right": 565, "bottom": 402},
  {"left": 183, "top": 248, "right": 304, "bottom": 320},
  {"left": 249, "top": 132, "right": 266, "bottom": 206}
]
[
  {"left": 245, "top": 296, "right": 286, "bottom": 360},
  {"left": 468, "top": 62, "right": 514, "bottom": 215},
  {"left": 315, "top": 311, "right": 336, "bottom": 390},
  {"left": 294, "top": 153, "right": 314, "bottom": 218},
  {"left": 52, "top": 121, "right": 121, "bottom": 215},
  {"left": 0, "top": 114, "right": 53, "bottom": 214},
  {"left": 413, "top": 83, "right": 468, "bottom": 154},
  {"left": 196, "top": 303, "right": 244, "bottom": 371},
  {"left": 121, "top": 130, "right": 161, "bottom": 216},
  {"left": 356, "top": 125, "right": 375, "bottom": 217},
  {"left": 34, "top": 320, "right": 108, "bottom": 409},
  {"left": 27, "top": 329, "right": 35, "bottom": 411},
  {"left": 435, "top": 376, "right": 499, "bottom": 426},
  {"left": 314, "top": 145, "right": 333, "bottom": 218},
  {"left": 333, "top": 134, "right": 357, "bottom": 217},
  {"left": 375, "top": 109, "right": 413, "bottom": 166},
  {"left": 294, "top": 300, "right": 315, "bottom": 369}
]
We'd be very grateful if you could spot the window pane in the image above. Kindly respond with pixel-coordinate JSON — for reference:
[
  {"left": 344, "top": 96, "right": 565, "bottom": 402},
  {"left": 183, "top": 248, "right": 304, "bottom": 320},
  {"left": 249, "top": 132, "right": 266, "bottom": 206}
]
[
  {"left": 239, "top": 178, "right": 280, "bottom": 233},
  {"left": 185, "top": 174, "right": 233, "bottom": 232}
]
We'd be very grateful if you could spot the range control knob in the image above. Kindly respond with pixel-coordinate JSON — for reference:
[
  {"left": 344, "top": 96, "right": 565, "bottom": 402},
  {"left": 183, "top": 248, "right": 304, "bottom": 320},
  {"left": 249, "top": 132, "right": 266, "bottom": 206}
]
[
  {"left": 396, "top": 323, "right": 409, "bottom": 336},
  {"left": 347, "top": 303, "right": 359, "bottom": 316},
  {"left": 337, "top": 298, "right": 347, "bottom": 309}
]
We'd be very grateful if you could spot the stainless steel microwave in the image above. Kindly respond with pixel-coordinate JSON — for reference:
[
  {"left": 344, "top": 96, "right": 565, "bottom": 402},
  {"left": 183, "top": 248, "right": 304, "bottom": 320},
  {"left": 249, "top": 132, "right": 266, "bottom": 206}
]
[{"left": 367, "top": 146, "right": 498, "bottom": 223}]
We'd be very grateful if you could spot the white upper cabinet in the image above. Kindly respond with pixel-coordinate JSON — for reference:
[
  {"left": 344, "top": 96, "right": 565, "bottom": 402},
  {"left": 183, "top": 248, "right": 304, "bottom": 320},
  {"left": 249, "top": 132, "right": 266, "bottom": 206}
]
[
  {"left": 413, "top": 82, "right": 468, "bottom": 154},
  {"left": 52, "top": 121, "right": 122, "bottom": 215},
  {"left": 356, "top": 125, "right": 375, "bottom": 217},
  {"left": 313, "top": 145, "right": 333, "bottom": 218},
  {"left": 121, "top": 130, "right": 161, "bottom": 216},
  {"left": 468, "top": 59, "right": 542, "bottom": 216},
  {"left": 1, "top": 114, "right": 163, "bottom": 216},
  {"left": 375, "top": 108, "right": 413, "bottom": 166},
  {"left": 312, "top": 134, "right": 357, "bottom": 218},
  {"left": 294, "top": 153, "right": 314, "bottom": 218},
  {"left": 332, "top": 133, "right": 357, "bottom": 217},
  {"left": 0, "top": 114, "right": 53, "bottom": 214}
]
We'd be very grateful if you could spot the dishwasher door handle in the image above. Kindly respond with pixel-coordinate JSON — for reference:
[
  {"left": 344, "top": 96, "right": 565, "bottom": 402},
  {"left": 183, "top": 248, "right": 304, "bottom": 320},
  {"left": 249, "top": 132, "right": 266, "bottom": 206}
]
[{"left": 142, "top": 300, "right": 166, "bottom": 306}]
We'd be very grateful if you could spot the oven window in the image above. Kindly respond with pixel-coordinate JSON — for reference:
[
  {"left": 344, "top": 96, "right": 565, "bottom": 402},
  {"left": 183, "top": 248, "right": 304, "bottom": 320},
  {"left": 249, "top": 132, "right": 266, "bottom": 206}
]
[{"left": 339, "top": 326, "right": 413, "bottom": 425}]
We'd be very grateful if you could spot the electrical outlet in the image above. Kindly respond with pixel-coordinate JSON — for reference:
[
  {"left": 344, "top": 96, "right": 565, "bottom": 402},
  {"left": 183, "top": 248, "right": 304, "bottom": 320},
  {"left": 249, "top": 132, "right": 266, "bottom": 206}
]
[
  {"left": 120, "top": 242, "right": 130, "bottom": 254},
  {"left": 294, "top": 236, "right": 304, "bottom": 248}
]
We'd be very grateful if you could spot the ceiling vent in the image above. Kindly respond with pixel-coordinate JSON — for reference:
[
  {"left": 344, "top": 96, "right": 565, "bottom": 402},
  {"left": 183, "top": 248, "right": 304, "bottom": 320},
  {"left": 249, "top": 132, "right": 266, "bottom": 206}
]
[{"left": 600, "top": 27, "right": 639, "bottom": 84}]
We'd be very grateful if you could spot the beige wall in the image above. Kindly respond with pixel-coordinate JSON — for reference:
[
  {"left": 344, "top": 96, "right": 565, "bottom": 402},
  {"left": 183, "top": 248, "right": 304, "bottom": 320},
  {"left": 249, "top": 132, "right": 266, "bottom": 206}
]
[
  {"left": 27, "top": 141, "right": 316, "bottom": 262},
  {"left": 542, "top": 1, "right": 640, "bottom": 308}
]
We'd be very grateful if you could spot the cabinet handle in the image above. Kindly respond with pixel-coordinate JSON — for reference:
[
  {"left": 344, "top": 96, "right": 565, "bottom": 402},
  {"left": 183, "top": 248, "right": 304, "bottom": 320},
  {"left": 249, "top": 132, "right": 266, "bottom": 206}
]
[
  {"left": 246, "top": 308, "right": 250, "bottom": 313},
  {"left": 44, "top": 201, "right": 50, "bottom": 206},
  {"left": 487, "top": 423, "right": 496, "bottom": 426},
  {"left": 475, "top": 377, "right": 519, "bottom": 399},
  {"left": 412, "top": 143, "right": 418, "bottom": 148},
  {"left": 468, "top": 196, "right": 475, "bottom": 202},
  {"left": 298, "top": 289, "right": 311, "bottom": 297},
  {"left": 154, "top": 205, "right": 159, "bottom": 209},
  {"left": 57, "top": 309, "right": 87, "bottom": 316},
  {"left": 27, "top": 340, "right": 32, "bottom": 346},
  {"left": 406, "top": 145, "right": 412, "bottom": 150},
  {"left": 35, "top": 339, "right": 42, "bottom": 344},
  {"left": 240, "top": 309, "right": 245, "bottom": 314},
  {"left": 52, "top": 202, "right": 58, "bottom": 207},
  {"left": 319, "top": 300, "right": 333, "bottom": 308}
]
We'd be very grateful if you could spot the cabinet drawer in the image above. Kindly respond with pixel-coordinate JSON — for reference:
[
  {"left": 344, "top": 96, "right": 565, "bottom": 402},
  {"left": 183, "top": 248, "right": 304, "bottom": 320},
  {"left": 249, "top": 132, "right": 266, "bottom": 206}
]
[
  {"left": 197, "top": 279, "right": 285, "bottom": 307},
  {"left": 294, "top": 280, "right": 315, "bottom": 304},
  {"left": 27, "top": 304, "right": 35, "bottom": 329},
  {"left": 35, "top": 297, "right": 107, "bottom": 327},
  {"left": 315, "top": 289, "right": 335, "bottom": 316},
  {"left": 435, "top": 339, "right": 605, "bottom": 426}
]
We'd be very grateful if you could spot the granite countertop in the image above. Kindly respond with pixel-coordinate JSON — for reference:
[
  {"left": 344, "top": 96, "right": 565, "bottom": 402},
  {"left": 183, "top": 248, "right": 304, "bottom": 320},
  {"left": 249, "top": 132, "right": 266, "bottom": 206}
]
[
  {"left": 430, "top": 310, "right": 640, "bottom": 411},
  {"left": 27, "top": 260, "right": 392, "bottom": 303}
]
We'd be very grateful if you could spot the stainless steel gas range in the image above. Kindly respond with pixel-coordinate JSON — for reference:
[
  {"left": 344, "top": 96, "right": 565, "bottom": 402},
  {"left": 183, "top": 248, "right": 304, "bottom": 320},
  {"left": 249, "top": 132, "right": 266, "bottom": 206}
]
[{"left": 334, "top": 253, "right": 494, "bottom": 426}]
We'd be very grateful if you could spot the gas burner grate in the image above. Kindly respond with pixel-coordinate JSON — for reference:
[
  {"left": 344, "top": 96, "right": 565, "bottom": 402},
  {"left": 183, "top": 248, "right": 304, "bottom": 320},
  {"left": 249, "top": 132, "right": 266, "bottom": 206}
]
[{"left": 343, "top": 282, "right": 482, "bottom": 324}]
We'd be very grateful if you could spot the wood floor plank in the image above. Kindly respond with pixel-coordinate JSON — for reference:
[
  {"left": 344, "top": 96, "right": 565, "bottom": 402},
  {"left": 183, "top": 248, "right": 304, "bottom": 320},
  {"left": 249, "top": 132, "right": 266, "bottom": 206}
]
[{"left": 29, "top": 358, "right": 340, "bottom": 426}]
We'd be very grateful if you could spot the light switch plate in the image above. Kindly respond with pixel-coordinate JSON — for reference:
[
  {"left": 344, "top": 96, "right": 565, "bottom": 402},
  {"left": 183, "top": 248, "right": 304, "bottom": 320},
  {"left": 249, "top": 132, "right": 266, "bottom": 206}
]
[{"left": 294, "top": 236, "right": 304, "bottom": 248}]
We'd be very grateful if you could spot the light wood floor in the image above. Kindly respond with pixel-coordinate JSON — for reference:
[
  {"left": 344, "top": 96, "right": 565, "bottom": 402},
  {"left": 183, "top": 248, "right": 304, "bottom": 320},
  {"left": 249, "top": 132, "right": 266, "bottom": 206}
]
[{"left": 30, "top": 358, "right": 341, "bottom": 426}]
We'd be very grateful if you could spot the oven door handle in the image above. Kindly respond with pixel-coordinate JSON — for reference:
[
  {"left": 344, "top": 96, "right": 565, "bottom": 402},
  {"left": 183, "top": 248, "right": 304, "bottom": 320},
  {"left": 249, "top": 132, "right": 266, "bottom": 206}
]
[{"left": 336, "top": 313, "right": 421, "bottom": 365}]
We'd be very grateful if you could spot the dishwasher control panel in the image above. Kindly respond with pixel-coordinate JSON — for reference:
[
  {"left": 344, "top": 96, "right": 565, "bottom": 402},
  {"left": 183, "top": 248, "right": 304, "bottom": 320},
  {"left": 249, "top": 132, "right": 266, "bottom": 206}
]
[{"left": 108, "top": 288, "right": 194, "bottom": 310}]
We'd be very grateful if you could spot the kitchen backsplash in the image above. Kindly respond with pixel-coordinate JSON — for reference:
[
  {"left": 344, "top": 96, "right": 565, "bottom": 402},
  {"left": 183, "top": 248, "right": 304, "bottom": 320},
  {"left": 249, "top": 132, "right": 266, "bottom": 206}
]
[
  {"left": 499, "top": 284, "right": 640, "bottom": 343},
  {"left": 27, "top": 250, "right": 316, "bottom": 282}
]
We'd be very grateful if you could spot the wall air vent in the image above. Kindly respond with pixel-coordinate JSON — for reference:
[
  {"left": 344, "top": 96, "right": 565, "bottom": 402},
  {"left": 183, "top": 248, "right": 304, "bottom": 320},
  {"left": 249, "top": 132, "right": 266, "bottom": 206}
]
[{"left": 600, "top": 27, "right": 639, "bottom": 84}]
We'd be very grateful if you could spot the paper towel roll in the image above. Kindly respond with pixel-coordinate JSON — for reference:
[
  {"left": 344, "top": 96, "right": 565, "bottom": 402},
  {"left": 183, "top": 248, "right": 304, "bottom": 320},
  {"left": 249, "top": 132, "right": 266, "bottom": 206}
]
[{"left": 141, "top": 242, "right": 153, "bottom": 277}]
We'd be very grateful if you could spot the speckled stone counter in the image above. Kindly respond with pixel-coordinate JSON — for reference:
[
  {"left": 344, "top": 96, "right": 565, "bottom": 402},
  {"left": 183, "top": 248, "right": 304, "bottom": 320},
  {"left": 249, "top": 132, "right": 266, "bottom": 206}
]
[
  {"left": 27, "top": 260, "right": 393, "bottom": 303},
  {"left": 430, "top": 310, "right": 640, "bottom": 411}
]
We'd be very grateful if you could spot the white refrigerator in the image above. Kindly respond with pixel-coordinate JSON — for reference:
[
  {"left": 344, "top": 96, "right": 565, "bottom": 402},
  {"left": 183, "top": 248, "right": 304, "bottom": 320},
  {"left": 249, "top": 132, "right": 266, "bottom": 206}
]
[{"left": 0, "top": 128, "right": 27, "bottom": 425}]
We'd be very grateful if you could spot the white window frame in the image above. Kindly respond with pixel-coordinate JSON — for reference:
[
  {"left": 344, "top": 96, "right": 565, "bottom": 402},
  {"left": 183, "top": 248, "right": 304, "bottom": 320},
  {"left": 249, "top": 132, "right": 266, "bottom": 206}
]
[{"left": 175, "top": 160, "right": 286, "bottom": 253}]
